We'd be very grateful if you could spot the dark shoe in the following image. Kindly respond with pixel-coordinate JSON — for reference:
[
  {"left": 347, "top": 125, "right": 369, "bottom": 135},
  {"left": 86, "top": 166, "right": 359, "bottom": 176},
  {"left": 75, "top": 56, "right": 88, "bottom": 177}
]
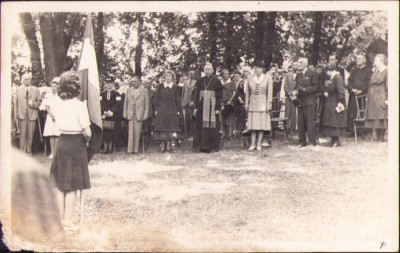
[
  {"left": 332, "top": 139, "right": 341, "bottom": 147},
  {"left": 160, "top": 143, "right": 166, "bottom": 153}
]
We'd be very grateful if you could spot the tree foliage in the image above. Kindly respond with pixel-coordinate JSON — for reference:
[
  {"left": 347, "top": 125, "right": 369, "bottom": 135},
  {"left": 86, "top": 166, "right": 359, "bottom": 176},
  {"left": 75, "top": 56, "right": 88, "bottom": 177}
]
[{"left": 14, "top": 11, "right": 388, "bottom": 86}]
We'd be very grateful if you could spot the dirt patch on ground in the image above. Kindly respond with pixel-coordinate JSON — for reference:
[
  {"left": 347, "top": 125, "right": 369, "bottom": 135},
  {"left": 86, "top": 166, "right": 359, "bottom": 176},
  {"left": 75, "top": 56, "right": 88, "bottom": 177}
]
[{"left": 7, "top": 135, "right": 395, "bottom": 251}]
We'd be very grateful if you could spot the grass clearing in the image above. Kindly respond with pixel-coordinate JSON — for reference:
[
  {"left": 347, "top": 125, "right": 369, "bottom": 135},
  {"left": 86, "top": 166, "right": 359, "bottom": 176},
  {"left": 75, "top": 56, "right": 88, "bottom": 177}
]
[{"left": 13, "top": 135, "right": 392, "bottom": 251}]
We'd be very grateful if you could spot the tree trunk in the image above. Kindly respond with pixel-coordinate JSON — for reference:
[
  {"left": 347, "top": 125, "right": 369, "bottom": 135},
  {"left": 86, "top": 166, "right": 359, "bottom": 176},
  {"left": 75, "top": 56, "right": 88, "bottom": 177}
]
[
  {"left": 95, "top": 12, "right": 105, "bottom": 73},
  {"left": 207, "top": 12, "right": 218, "bottom": 66},
  {"left": 223, "top": 12, "right": 234, "bottom": 71},
  {"left": 254, "top": 12, "right": 265, "bottom": 64},
  {"left": 135, "top": 13, "right": 144, "bottom": 76},
  {"left": 39, "top": 13, "right": 61, "bottom": 83},
  {"left": 264, "top": 12, "right": 276, "bottom": 71},
  {"left": 19, "top": 13, "right": 44, "bottom": 86},
  {"left": 53, "top": 13, "right": 67, "bottom": 70},
  {"left": 311, "top": 12, "right": 323, "bottom": 66},
  {"left": 336, "top": 28, "right": 351, "bottom": 67}
]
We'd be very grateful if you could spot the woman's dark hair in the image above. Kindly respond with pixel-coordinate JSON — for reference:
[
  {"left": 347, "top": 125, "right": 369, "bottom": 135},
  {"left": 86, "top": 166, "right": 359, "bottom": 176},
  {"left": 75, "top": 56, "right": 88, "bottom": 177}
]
[
  {"left": 233, "top": 71, "right": 242, "bottom": 76},
  {"left": 57, "top": 71, "right": 81, "bottom": 100}
]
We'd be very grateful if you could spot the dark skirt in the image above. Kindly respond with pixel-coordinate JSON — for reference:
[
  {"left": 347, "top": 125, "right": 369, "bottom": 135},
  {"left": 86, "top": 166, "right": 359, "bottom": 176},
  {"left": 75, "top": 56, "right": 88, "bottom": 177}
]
[
  {"left": 50, "top": 134, "right": 91, "bottom": 191},
  {"left": 154, "top": 100, "right": 180, "bottom": 132},
  {"left": 322, "top": 126, "right": 347, "bottom": 137}
]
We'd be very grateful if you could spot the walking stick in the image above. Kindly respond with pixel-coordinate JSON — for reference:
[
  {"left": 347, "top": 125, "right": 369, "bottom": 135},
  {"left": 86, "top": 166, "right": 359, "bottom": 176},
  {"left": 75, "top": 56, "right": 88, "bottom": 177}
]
[
  {"left": 79, "top": 190, "right": 84, "bottom": 230},
  {"left": 37, "top": 117, "right": 43, "bottom": 143},
  {"left": 218, "top": 110, "right": 224, "bottom": 150}
]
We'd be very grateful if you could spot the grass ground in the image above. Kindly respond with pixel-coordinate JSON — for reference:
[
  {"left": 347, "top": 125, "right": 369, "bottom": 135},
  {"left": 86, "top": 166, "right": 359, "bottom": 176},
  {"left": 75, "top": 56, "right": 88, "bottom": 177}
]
[{"left": 9, "top": 133, "right": 395, "bottom": 251}]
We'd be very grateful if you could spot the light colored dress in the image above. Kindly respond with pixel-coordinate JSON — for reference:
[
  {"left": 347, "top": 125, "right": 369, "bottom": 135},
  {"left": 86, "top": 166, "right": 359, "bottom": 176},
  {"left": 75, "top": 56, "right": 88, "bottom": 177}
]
[
  {"left": 43, "top": 92, "right": 61, "bottom": 137},
  {"left": 245, "top": 74, "right": 273, "bottom": 131}
]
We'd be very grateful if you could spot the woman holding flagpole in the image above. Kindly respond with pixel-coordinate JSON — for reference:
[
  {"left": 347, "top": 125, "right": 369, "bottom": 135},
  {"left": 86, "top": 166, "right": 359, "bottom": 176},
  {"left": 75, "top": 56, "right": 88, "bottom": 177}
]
[{"left": 49, "top": 71, "right": 92, "bottom": 231}]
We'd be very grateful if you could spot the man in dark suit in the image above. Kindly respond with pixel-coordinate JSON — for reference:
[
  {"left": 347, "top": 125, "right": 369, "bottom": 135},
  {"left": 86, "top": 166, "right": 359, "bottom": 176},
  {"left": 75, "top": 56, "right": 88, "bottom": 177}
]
[
  {"left": 295, "top": 58, "right": 319, "bottom": 147},
  {"left": 14, "top": 73, "right": 42, "bottom": 154}
]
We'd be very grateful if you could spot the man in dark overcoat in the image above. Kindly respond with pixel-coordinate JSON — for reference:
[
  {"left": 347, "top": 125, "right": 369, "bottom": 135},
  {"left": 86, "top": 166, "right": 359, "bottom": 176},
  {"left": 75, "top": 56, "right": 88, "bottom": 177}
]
[
  {"left": 347, "top": 54, "right": 372, "bottom": 134},
  {"left": 294, "top": 58, "right": 319, "bottom": 147}
]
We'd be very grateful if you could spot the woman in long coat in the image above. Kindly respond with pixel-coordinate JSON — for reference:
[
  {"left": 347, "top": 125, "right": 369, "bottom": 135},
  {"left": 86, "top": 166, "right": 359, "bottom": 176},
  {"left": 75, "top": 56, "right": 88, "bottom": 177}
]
[
  {"left": 365, "top": 54, "right": 388, "bottom": 141},
  {"left": 321, "top": 69, "right": 347, "bottom": 147},
  {"left": 153, "top": 70, "right": 181, "bottom": 152},
  {"left": 100, "top": 78, "right": 120, "bottom": 153},
  {"left": 245, "top": 61, "right": 273, "bottom": 151},
  {"left": 232, "top": 71, "right": 247, "bottom": 134}
]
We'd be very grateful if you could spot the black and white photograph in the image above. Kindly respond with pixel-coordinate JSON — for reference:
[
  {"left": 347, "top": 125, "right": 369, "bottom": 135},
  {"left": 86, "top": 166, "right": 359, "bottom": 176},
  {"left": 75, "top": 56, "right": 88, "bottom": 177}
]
[{"left": 1, "top": 1, "right": 398, "bottom": 252}]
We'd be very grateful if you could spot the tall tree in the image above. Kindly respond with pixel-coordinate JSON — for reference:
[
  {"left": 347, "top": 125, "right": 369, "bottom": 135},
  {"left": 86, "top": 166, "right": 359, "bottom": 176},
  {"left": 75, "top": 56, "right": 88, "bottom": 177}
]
[
  {"left": 311, "top": 12, "right": 323, "bottom": 66},
  {"left": 264, "top": 12, "right": 277, "bottom": 70},
  {"left": 207, "top": 12, "right": 218, "bottom": 66},
  {"left": 135, "top": 13, "right": 144, "bottom": 76},
  {"left": 39, "top": 12, "right": 86, "bottom": 83},
  {"left": 19, "top": 13, "right": 43, "bottom": 86},
  {"left": 254, "top": 12, "right": 266, "bottom": 63},
  {"left": 95, "top": 12, "right": 105, "bottom": 73},
  {"left": 222, "top": 12, "right": 234, "bottom": 71}
]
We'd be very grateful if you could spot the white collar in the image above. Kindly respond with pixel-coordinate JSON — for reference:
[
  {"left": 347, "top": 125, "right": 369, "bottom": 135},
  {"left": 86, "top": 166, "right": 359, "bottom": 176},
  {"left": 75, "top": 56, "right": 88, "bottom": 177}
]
[
  {"left": 329, "top": 71, "right": 340, "bottom": 79},
  {"left": 221, "top": 78, "right": 232, "bottom": 85},
  {"left": 302, "top": 68, "right": 308, "bottom": 75},
  {"left": 164, "top": 82, "right": 173, "bottom": 88},
  {"left": 378, "top": 66, "right": 387, "bottom": 72},
  {"left": 252, "top": 74, "right": 264, "bottom": 84}
]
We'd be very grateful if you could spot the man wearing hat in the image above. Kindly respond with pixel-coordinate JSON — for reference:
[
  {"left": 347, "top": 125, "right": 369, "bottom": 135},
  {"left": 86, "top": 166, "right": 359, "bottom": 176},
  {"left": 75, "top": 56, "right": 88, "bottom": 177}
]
[{"left": 14, "top": 73, "right": 42, "bottom": 154}]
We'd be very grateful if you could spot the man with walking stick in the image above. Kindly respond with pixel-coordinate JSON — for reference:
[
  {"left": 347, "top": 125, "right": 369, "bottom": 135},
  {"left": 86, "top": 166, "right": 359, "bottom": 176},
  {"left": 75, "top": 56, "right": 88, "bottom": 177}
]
[{"left": 14, "top": 73, "right": 42, "bottom": 154}]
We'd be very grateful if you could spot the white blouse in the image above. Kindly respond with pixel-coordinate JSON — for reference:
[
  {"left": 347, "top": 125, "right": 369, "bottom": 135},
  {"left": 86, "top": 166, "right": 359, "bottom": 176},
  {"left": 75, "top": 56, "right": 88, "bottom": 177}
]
[{"left": 53, "top": 98, "right": 91, "bottom": 134}]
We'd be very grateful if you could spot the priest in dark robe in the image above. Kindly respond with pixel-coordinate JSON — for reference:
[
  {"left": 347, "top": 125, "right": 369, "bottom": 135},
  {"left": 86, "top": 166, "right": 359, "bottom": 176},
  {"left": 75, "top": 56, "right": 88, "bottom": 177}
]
[
  {"left": 347, "top": 54, "right": 372, "bottom": 133},
  {"left": 192, "top": 62, "right": 223, "bottom": 152}
]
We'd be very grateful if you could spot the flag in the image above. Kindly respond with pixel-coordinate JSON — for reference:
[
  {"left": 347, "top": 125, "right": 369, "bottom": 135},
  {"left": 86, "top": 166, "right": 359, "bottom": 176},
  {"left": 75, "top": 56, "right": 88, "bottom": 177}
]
[{"left": 77, "top": 13, "right": 103, "bottom": 162}]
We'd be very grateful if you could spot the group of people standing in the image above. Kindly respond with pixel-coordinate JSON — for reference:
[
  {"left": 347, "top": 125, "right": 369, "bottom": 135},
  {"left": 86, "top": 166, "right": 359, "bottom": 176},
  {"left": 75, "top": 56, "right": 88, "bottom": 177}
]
[
  {"left": 279, "top": 53, "right": 388, "bottom": 148},
  {"left": 12, "top": 52, "right": 388, "bottom": 159},
  {"left": 11, "top": 51, "right": 388, "bottom": 232}
]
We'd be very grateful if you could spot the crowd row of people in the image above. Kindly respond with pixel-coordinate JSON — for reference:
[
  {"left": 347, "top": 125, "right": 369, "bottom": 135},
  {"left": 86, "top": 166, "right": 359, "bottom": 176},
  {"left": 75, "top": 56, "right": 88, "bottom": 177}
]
[{"left": 12, "top": 52, "right": 388, "bottom": 157}]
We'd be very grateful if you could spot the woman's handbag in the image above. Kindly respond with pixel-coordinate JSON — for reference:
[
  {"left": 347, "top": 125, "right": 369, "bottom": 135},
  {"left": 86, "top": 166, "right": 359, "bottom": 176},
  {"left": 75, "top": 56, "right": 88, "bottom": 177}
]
[{"left": 102, "top": 120, "right": 115, "bottom": 130}]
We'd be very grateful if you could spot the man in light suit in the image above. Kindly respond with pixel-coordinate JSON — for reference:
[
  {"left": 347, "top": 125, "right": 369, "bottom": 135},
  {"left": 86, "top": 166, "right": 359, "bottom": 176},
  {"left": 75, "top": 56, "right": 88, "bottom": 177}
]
[
  {"left": 123, "top": 76, "right": 149, "bottom": 154},
  {"left": 14, "top": 73, "right": 42, "bottom": 154}
]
